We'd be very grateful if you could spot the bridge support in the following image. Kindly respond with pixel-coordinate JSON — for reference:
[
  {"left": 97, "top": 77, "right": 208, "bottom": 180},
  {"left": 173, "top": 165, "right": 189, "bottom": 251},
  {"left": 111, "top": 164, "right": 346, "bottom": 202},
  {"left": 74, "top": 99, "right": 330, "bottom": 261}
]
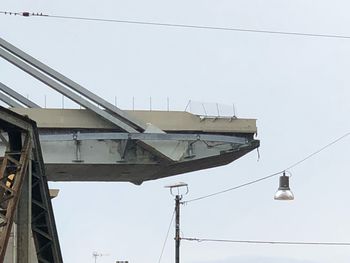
[
  {"left": 16, "top": 163, "right": 31, "bottom": 263},
  {"left": 0, "top": 106, "right": 62, "bottom": 263}
]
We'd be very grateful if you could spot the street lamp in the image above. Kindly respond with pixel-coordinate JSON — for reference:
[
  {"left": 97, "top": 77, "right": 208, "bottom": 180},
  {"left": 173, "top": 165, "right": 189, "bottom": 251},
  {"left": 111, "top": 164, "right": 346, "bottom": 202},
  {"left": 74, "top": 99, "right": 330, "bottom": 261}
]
[
  {"left": 274, "top": 171, "right": 294, "bottom": 201},
  {"left": 165, "top": 182, "right": 189, "bottom": 263}
]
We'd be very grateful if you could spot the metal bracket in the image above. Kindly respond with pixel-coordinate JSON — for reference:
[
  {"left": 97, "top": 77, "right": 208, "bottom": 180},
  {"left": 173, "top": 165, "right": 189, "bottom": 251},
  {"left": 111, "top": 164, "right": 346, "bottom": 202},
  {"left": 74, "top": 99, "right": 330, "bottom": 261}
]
[
  {"left": 72, "top": 132, "right": 83, "bottom": 163},
  {"left": 117, "top": 139, "right": 132, "bottom": 162},
  {"left": 184, "top": 142, "right": 196, "bottom": 159}
]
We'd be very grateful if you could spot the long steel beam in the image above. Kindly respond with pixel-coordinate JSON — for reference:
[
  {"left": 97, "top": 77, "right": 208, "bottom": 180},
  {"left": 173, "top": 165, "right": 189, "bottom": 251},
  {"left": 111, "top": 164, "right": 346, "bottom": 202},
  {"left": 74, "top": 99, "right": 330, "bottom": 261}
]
[
  {"left": 39, "top": 132, "right": 248, "bottom": 144},
  {"left": 0, "top": 47, "right": 138, "bottom": 133},
  {"left": 0, "top": 82, "right": 40, "bottom": 108},
  {"left": 0, "top": 37, "right": 146, "bottom": 131},
  {"left": 0, "top": 44, "right": 176, "bottom": 162},
  {"left": 0, "top": 91, "right": 23, "bottom": 108}
]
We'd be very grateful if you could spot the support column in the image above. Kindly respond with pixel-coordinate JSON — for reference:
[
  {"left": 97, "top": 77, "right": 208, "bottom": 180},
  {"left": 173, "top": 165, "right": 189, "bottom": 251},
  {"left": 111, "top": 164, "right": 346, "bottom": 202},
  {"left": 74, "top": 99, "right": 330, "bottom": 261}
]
[{"left": 16, "top": 160, "right": 31, "bottom": 263}]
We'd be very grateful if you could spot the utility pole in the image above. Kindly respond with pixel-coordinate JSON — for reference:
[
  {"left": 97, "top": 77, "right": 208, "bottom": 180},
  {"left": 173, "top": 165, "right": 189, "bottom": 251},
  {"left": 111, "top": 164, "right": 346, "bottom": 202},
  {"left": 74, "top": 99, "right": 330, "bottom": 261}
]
[
  {"left": 175, "top": 194, "right": 181, "bottom": 263},
  {"left": 165, "top": 182, "right": 189, "bottom": 263},
  {"left": 92, "top": 252, "right": 99, "bottom": 263}
]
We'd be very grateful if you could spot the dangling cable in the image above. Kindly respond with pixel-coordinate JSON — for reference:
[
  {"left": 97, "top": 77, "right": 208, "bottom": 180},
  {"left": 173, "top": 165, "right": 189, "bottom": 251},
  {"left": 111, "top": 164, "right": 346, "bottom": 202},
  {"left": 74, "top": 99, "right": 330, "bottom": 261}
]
[{"left": 158, "top": 209, "right": 175, "bottom": 263}]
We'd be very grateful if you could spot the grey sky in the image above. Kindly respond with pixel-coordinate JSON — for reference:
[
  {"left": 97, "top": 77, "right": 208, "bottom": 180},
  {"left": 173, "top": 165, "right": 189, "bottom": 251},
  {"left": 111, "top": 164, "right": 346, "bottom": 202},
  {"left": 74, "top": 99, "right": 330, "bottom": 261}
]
[{"left": 1, "top": 1, "right": 350, "bottom": 263}]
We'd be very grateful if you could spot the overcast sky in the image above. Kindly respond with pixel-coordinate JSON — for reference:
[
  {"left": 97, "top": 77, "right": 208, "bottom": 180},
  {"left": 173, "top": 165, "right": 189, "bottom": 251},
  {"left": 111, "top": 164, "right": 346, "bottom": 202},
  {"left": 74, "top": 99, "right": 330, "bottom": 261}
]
[{"left": 2, "top": 1, "right": 350, "bottom": 263}]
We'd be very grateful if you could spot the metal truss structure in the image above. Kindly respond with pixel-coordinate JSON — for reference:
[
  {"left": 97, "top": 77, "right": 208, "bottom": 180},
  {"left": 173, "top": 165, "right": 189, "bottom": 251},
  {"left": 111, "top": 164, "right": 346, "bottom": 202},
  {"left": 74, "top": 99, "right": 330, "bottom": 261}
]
[
  {"left": 0, "top": 107, "right": 62, "bottom": 263},
  {"left": 0, "top": 132, "right": 31, "bottom": 262}
]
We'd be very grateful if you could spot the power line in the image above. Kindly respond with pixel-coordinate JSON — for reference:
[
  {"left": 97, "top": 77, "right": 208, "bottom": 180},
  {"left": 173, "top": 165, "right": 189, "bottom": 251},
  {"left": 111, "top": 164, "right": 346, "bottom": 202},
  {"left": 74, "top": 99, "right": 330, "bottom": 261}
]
[
  {"left": 2, "top": 11, "right": 350, "bottom": 40},
  {"left": 184, "top": 171, "right": 281, "bottom": 203},
  {"left": 285, "top": 132, "right": 350, "bottom": 170},
  {"left": 158, "top": 209, "right": 175, "bottom": 263},
  {"left": 184, "top": 132, "right": 350, "bottom": 204},
  {"left": 182, "top": 237, "right": 350, "bottom": 246}
]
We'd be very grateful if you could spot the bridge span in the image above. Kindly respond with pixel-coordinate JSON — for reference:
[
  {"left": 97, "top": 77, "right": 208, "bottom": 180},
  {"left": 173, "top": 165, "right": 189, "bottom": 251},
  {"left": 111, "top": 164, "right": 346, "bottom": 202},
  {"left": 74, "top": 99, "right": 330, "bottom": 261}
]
[
  {"left": 10, "top": 108, "right": 259, "bottom": 184},
  {"left": 0, "top": 35, "right": 259, "bottom": 262}
]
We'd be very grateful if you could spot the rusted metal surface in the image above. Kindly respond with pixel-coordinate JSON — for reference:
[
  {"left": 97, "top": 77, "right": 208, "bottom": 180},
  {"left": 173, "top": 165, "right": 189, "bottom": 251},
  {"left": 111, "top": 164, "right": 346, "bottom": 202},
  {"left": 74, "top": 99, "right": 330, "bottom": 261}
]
[
  {"left": 0, "top": 106, "right": 63, "bottom": 263},
  {"left": 0, "top": 134, "right": 31, "bottom": 262}
]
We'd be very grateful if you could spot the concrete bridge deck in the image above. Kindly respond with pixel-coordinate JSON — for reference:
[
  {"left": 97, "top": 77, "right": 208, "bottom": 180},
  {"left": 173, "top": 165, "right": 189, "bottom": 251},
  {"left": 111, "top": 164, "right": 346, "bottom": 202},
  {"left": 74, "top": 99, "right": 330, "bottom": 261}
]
[{"left": 5, "top": 108, "right": 259, "bottom": 184}]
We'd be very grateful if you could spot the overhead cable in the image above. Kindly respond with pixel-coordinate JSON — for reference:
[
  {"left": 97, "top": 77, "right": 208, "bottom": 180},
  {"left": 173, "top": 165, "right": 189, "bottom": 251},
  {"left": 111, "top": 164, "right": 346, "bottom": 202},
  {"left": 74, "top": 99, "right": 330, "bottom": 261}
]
[
  {"left": 1, "top": 11, "right": 350, "bottom": 40},
  {"left": 184, "top": 132, "right": 350, "bottom": 204},
  {"left": 158, "top": 209, "right": 175, "bottom": 263},
  {"left": 285, "top": 132, "right": 350, "bottom": 170},
  {"left": 184, "top": 171, "right": 281, "bottom": 203},
  {"left": 182, "top": 237, "right": 350, "bottom": 246}
]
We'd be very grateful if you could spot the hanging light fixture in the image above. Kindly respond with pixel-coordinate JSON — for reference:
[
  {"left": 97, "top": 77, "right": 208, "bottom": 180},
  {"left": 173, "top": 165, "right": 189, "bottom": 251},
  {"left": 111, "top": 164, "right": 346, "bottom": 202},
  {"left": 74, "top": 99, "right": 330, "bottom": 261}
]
[{"left": 274, "top": 171, "right": 294, "bottom": 201}]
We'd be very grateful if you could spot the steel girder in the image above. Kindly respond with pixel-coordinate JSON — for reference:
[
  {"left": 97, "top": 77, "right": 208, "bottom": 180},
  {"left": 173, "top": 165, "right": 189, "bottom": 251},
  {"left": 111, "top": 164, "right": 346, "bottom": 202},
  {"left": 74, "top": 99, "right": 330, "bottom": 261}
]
[
  {"left": 0, "top": 37, "right": 146, "bottom": 132},
  {"left": 0, "top": 82, "right": 40, "bottom": 108}
]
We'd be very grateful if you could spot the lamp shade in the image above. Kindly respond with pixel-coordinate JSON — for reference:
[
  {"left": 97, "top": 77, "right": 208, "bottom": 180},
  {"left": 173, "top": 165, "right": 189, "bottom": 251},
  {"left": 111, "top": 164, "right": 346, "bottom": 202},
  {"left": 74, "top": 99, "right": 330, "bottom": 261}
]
[{"left": 274, "top": 173, "right": 294, "bottom": 201}]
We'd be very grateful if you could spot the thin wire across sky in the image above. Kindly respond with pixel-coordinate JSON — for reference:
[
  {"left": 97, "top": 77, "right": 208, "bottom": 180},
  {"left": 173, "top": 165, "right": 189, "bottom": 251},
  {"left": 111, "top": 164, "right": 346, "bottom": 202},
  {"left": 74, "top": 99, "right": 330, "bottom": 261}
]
[
  {"left": 2, "top": 11, "right": 350, "bottom": 40},
  {"left": 184, "top": 132, "right": 350, "bottom": 204},
  {"left": 181, "top": 237, "right": 350, "bottom": 246}
]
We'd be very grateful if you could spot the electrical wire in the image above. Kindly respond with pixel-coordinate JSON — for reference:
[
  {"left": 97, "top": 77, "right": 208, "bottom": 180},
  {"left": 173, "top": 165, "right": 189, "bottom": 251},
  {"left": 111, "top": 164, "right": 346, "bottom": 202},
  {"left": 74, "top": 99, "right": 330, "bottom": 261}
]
[
  {"left": 157, "top": 209, "right": 175, "bottom": 263},
  {"left": 285, "top": 132, "right": 350, "bottom": 170},
  {"left": 2, "top": 11, "right": 350, "bottom": 40},
  {"left": 184, "top": 171, "right": 281, "bottom": 203},
  {"left": 181, "top": 237, "right": 350, "bottom": 246},
  {"left": 184, "top": 132, "right": 350, "bottom": 204}
]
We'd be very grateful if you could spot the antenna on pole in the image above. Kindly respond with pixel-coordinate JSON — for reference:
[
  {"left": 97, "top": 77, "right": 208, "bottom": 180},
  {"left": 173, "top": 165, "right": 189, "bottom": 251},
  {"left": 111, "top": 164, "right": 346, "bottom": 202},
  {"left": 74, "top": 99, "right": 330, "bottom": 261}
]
[{"left": 92, "top": 251, "right": 109, "bottom": 263}]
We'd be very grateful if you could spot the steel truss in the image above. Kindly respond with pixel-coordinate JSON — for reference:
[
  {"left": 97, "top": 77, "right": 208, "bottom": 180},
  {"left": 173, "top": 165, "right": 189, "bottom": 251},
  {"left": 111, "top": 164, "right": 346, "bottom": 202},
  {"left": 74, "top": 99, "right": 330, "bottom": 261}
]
[
  {"left": 0, "top": 107, "right": 62, "bottom": 262},
  {"left": 0, "top": 133, "right": 31, "bottom": 262}
]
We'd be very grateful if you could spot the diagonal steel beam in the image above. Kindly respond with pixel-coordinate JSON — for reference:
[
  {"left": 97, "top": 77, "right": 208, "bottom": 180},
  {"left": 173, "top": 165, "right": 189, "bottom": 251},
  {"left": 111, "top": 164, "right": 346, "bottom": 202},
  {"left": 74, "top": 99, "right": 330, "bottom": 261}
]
[
  {"left": 0, "top": 47, "right": 138, "bottom": 133},
  {"left": 0, "top": 37, "right": 146, "bottom": 131},
  {"left": 0, "top": 91, "right": 23, "bottom": 108},
  {"left": 0, "top": 38, "right": 172, "bottom": 161},
  {"left": 0, "top": 82, "right": 40, "bottom": 108}
]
